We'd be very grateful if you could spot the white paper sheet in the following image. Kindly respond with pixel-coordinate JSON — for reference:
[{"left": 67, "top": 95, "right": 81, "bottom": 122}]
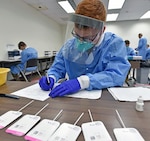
[
  {"left": 108, "top": 87, "right": 150, "bottom": 102},
  {"left": 12, "top": 83, "right": 102, "bottom": 101},
  {"left": 11, "top": 83, "right": 49, "bottom": 101},
  {"left": 67, "top": 90, "right": 101, "bottom": 99}
]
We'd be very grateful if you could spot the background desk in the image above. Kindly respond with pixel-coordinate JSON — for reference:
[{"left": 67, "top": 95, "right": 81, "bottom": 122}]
[
  {"left": 0, "top": 56, "right": 55, "bottom": 71},
  {"left": 128, "top": 60, "right": 141, "bottom": 80},
  {"left": 0, "top": 60, "right": 21, "bottom": 68},
  {"left": 129, "top": 60, "right": 141, "bottom": 69},
  {"left": 0, "top": 81, "right": 150, "bottom": 141},
  {"left": 0, "top": 56, "right": 55, "bottom": 81},
  {"left": 38, "top": 56, "right": 55, "bottom": 72}
]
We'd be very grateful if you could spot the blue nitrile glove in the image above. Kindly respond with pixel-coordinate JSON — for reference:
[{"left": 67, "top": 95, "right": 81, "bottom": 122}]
[
  {"left": 49, "top": 79, "right": 81, "bottom": 98},
  {"left": 39, "top": 76, "right": 54, "bottom": 91}
]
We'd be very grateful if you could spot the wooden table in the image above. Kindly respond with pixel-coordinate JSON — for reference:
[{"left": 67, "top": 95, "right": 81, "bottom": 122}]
[
  {"left": 128, "top": 60, "right": 141, "bottom": 80},
  {"left": 0, "top": 81, "right": 150, "bottom": 141}
]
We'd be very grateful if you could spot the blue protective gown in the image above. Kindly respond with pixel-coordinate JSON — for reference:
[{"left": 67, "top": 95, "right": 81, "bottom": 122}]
[
  {"left": 126, "top": 47, "right": 136, "bottom": 56},
  {"left": 145, "top": 48, "right": 150, "bottom": 60},
  {"left": 48, "top": 32, "right": 131, "bottom": 90},
  {"left": 10, "top": 47, "right": 38, "bottom": 74},
  {"left": 137, "top": 37, "right": 147, "bottom": 60}
]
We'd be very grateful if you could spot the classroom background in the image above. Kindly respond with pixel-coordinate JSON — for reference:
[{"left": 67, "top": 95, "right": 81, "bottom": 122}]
[{"left": 0, "top": 0, "right": 150, "bottom": 60}]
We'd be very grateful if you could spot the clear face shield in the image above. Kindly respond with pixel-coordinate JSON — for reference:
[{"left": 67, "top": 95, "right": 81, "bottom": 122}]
[{"left": 62, "top": 14, "right": 104, "bottom": 64}]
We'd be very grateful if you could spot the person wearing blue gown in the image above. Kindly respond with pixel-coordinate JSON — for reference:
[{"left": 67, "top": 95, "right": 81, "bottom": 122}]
[
  {"left": 10, "top": 41, "right": 38, "bottom": 80},
  {"left": 145, "top": 44, "right": 150, "bottom": 60},
  {"left": 39, "top": 0, "right": 131, "bottom": 98},
  {"left": 125, "top": 40, "right": 136, "bottom": 56},
  {"left": 137, "top": 33, "right": 147, "bottom": 60}
]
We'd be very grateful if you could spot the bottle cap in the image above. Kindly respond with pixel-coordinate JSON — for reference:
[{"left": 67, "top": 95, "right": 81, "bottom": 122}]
[{"left": 137, "top": 96, "right": 143, "bottom": 103}]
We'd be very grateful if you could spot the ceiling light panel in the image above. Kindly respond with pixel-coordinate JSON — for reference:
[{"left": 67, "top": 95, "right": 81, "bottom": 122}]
[
  {"left": 140, "top": 11, "right": 150, "bottom": 19},
  {"left": 58, "top": 0, "right": 75, "bottom": 13},
  {"left": 107, "top": 13, "right": 119, "bottom": 21},
  {"left": 108, "top": 0, "right": 125, "bottom": 9}
]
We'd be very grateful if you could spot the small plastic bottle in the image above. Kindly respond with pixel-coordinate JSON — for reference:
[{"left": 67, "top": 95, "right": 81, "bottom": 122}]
[{"left": 136, "top": 96, "right": 144, "bottom": 112}]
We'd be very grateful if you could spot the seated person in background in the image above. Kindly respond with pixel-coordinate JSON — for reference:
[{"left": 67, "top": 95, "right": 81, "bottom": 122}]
[
  {"left": 39, "top": 0, "right": 131, "bottom": 98},
  {"left": 10, "top": 41, "right": 38, "bottom": 80},
  {"left": 125, "top": 40, "right": 136, "bottom": 56},
  {"left": 145, "top": 44, "right": 150, "bottom": 60}
]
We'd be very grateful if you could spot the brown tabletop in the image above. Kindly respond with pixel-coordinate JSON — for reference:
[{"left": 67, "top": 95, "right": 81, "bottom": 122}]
[
  {"left": 129, "top": 60, "right": 141, "bottom": 69},
  {"left": 0, "top": 81, "right": 150, "bottom": 141},
  {"left": 128, "top": 60, "right": 141, "bottom": 80}
]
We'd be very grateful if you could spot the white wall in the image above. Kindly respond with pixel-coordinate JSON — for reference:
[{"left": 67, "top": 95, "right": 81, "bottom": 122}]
[
  {"left": 105, "top": 19, "right": 150, "bottom": 49},
  {"left": 0, "top": 0, "right": 63, "bottom": 59}
]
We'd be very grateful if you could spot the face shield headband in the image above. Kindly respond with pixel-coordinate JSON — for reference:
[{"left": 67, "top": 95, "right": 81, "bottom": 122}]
[{"left": 69, "top": 13, "right": 104, "bottom": 30}]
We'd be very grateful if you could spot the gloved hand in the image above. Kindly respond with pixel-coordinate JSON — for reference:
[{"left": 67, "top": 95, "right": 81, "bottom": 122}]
[
  {"left": 49, "top": 79, "right": 81, "bottom": 98},
  {"left": 39, "top": 76, "right": 54, "bottom": 91}
]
